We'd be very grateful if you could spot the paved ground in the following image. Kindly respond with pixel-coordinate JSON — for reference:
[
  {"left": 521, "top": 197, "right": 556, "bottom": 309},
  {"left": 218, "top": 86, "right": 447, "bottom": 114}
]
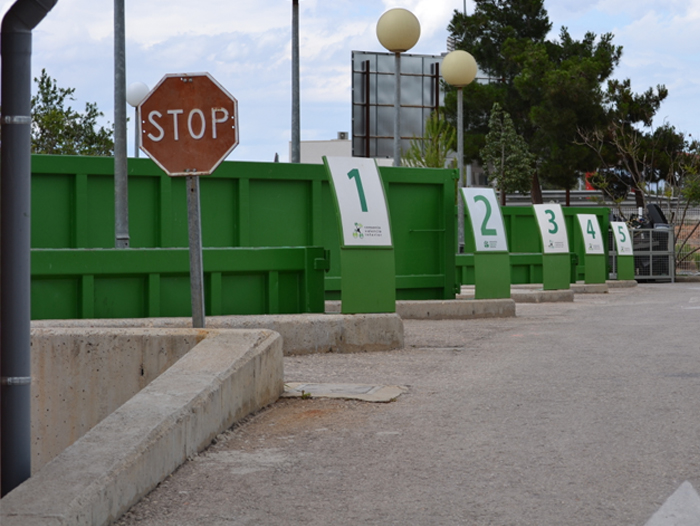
[{"left": 115, "top": 283, "right": 700, "bottom": 526}]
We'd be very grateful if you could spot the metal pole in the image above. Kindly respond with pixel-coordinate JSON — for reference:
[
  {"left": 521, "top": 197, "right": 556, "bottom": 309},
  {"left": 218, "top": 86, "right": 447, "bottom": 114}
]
[
  {"left": 1, "top": 0, "right": 58, "bottom": 496},
  {"left": 393, "top": 51, "right": 401, "bottom": 167},
  {"left": 134, "top": 106, "right": 140, "bottom": 158},
  {"left": 291, "top": 0, "right": 300, "bottom": 163},
  {"left": 114, "top": 0, "right": 129, "bottom": 247},
  {"left": 187, "top": 176, "right": 206, "bottom": 328},
  {"left": 457, "top": 86, "right": 465, "bottom": 252}
]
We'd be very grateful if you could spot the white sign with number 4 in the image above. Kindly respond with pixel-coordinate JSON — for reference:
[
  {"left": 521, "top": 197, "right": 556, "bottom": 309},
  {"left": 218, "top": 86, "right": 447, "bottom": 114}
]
[{"left": 577, "top": 214, "right": 604, "bottom": 255}]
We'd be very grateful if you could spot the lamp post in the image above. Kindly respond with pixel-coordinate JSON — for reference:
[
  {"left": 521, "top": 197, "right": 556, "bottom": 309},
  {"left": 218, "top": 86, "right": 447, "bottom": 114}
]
[
  {"left": 291, "top": 0, "right": 300, "bottom": 163},
  {"left": 376, "top": 8, "right": 420, "bottom": 167},
  {"left": 126, "top": 81, "right": 149, "bottom": 158},
  {"left": 442, "top": 49, "right": 477, "bottom": 253}
]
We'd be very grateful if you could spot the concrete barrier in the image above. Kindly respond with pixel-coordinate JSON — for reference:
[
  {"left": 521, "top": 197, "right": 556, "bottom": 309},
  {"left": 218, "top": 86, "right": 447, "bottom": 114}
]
[
  {"left": 30, "top": 328, "right": 207, "bottom": 473},
  {"left": 32, "top": 313, "right": 404, "bottom": 356},
  {"left": 2, "top": 329, "right": 283, "bottom": 526},
  {"left": 325, "top": 300, "right": 516, "bottom": 320}
]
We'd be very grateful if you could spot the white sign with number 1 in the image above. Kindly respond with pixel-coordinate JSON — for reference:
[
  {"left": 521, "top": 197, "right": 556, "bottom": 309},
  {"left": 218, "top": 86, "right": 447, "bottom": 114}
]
[{"left": 324, "top": 156, "right": 392, "bottom": 247}]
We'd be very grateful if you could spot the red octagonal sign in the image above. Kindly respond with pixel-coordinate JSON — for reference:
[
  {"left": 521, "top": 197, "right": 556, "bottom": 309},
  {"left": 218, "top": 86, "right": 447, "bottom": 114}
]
[{"left": 139, "top": 72, "right": 239, "bottom": 176}]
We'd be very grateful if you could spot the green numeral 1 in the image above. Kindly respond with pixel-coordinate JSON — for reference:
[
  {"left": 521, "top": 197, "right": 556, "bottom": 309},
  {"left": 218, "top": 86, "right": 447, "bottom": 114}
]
[
  {"left": 474, "top": 195, "right": 497, "bottom": 236},
  {"left": 587, "top": 219, "right": 596, "bottom": 239},
  {"left": 347, "top": 168, "right": 368, "bottom": 212}
]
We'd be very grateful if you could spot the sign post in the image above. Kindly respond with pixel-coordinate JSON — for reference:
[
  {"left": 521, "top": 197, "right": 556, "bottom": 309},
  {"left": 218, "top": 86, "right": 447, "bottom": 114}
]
[
  {"left": 533, "top": 204, "right": 570, "bottom": 290},
  {"left": 462, "top": 187, "right": 510, "bottom": 299},
  {"left": 323, "top": 156, "right": 395, "bottom": 313},
  {"left": 138, "top": 72, "right": 239, "bottom": 327},
  {"left": 611, "top": 221, "right": 635, "bottom": 280},
  {"left": 576, "top": 214, "right": 606, "bottom": 284}
]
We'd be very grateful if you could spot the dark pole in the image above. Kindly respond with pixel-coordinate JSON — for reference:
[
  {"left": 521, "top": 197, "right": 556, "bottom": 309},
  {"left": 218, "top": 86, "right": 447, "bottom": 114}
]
[
  {"left": 114, "top": 0, "right": 129, "bottom": 247},
  {"left": 1, "top": 0, "right": 58, "bottom": 496},
  {"left": 291, "top": 0, "right": 300, "bottom": 163}
]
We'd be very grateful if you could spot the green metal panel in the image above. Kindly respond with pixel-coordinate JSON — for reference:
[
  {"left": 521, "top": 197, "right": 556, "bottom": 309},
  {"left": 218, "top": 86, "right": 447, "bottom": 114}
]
[
  {"left": 340, "top": 248, "right": 396, "bottom": 313},
  {"left": 584, "top": 254, "right": 607, "bottom": 284},
  {"left": 543, "top": 253, "right": 571, "bottom": 290},
  {"left": 474, "top": 252, "right": 510, "bottom": 299},
  {"left": 31, "top": 246, "right": 327, "bottom": 320},
  {"left": 617, "top": 256, "right": 635, "bottom": 280}
]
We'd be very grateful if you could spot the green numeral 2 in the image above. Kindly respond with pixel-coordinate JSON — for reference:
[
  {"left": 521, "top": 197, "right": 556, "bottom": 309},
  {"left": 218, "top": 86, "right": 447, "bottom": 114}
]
[{"left": 474, "top": 195, "right": 497, "bottom": 236}]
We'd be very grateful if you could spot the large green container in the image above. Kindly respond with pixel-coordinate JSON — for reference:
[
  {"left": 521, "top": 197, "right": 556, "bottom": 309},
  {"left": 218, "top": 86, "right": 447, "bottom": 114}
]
[
  {"left": 459, "top": 204, "right": 610, "bottom": 285},
  {"left": 30, "top": 155, "right": 458, "bottom": 303}
]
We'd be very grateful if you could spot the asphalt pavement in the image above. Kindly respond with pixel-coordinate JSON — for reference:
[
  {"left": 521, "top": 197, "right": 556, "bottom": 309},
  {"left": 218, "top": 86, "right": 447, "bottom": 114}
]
[{"left": 115, "top": 283, "right": 700, "bottom": 526}]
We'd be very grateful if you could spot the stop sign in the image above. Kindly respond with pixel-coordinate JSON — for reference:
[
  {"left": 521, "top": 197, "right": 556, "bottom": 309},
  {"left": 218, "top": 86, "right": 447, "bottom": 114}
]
[{"left": 138, "top": 72, "right": 239, "bottom": 176}]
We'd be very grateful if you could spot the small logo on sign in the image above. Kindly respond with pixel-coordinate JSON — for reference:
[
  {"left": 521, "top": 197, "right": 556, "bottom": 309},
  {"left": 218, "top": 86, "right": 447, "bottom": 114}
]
[{"left": 353, "top": 223, "right": 364, "bottom": 239}]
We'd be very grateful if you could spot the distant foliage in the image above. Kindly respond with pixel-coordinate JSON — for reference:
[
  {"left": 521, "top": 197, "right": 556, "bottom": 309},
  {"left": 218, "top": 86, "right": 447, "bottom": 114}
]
[
  {"left": 403, "top": 110, "right": 457, "bottom": 169},
  {"left": 481, "top": 103, "right": 534, "bottom": 201},
  {"left": 31, "top": 69, "right": 114, "bottom": 156}
]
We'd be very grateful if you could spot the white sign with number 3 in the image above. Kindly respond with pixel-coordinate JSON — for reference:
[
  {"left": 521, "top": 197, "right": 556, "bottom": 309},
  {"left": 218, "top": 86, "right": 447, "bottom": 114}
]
[{"left": 533, "top": 204, "right": 569, "bottom": 254}]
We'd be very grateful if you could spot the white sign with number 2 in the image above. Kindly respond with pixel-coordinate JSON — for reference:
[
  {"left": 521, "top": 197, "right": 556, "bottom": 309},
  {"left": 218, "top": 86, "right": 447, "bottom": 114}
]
[{"left": 462, "top": 187, "right": 508, "bottom": 252}]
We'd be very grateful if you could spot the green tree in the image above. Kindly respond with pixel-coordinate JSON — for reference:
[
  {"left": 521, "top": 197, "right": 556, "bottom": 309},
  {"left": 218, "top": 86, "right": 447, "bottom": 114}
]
[
  {"left": 481, "top": 103, "right": 534, "bottom": 204},
  {"left": 445, "top": 0, "right": 659, "bottom": 199},
  {"left": 402, "top": 110, "right": 457, "bottom": 168},
  {"left": 30, "top": 69, "right": 114, "bottom": 156}
]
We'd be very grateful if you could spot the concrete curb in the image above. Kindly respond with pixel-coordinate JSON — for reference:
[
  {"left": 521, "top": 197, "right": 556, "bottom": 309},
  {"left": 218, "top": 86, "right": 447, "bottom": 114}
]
[
  {"left": 607, "top": 279, "right": 638, "bottom": 288},
  {"left": 571, "top": 283, "right": 609, "bottom": 294},
  {"left": 457, "top": 288, "right": 575, "bottom": 304},
  {"left": 32, "top": 313, "right": 405, "bottom": 356},
  {"left": 396, "top": 299, "right": 516, "bottom": 319},
  {"left": 325, "top": 299, "right": 516, "bottom": 320},
  {"left": 1, "top": 329, "right": 283, "bottom": 526}
]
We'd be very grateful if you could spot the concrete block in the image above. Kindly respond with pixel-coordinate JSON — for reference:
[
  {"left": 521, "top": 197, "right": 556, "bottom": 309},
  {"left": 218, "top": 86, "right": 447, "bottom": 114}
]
[
  {"left": 571, "top": 283, "right": 609, "bottom": 294},
  {"left": 396, "top": 299, "right": 516, "bottom": 320},
  {"left": 1, "top": 329, "right": 283, "bottom": 526},
  {"left": 33, "top": 313, "right": 405, "bottom": 356}
]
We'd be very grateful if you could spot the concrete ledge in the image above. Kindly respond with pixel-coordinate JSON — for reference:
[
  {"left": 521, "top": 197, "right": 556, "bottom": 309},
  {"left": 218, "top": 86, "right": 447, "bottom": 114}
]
[
  {"left": 1, "top": 329, "right": 283, "bottom": 526},
  {"left": 396, "top": 299, "right": 515, "bottom": 319},
  {"left": 32, "top": 313, "right": 405, "bottom": 356},
  {"left": 571, "top": 283, "right": 609, "bottom": 294},
  {"left": 510, "top": 289, "right": 575, "bottom": 303},
  {"left": 607, "top": 279, "right": 639, "bottom": 288},
  {"left": 326, "top": 300, "right": 516, "bottom": 320},
  {"left": 458, "top": 286, "right": 575, "bottom": 304}
]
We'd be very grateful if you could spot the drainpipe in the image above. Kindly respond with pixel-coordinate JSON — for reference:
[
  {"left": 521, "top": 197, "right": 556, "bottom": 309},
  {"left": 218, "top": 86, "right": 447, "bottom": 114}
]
[{"left": 1, "top": 0, "right": 58, "bottom": 496}]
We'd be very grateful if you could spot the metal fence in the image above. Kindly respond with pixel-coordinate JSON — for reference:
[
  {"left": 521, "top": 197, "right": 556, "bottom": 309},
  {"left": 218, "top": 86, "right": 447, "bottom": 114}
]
[{"left": 618, "top": 205, "right": 700, "bottom": 276}]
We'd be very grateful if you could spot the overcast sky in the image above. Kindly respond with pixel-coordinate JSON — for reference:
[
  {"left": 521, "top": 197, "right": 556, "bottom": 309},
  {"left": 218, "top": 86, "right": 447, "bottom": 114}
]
[{"left": 1, "top": 0, "right": 699, "bottom": 162}]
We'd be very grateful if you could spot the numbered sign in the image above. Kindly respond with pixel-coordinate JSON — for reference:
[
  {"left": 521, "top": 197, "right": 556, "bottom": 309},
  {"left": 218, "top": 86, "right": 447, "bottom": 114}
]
[
  {"left": 533, "top": 204, "right": 569, "bottom": 254},
  {"left": 577, "top": 214, "right": 604, "bottom": 255},
  {"left": 324, "top": 157, "right": 392, "bottom": 247},
  {"left": 462, "top": 188, "right": 508, "bottom": 252},
  {"left": 611, "top": 221, "right": 633, "bottom": 255}
]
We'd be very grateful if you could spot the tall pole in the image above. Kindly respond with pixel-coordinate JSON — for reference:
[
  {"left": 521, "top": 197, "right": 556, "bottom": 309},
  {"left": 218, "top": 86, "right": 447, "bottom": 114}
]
[
  {"left": 457, "top": 87, "right": 465, "bottom": 252},
  {"left": 393, "top": 52, "right": 401, "bottom": 167},
  {"left": 1, "top": 0, "right": 59, "bottom": 496},
  {"left": 114, "top": 0, "right": 129, "bottom": 248},
  {"left": 291, "top": 0, "right": 300, "bottom": 163}
]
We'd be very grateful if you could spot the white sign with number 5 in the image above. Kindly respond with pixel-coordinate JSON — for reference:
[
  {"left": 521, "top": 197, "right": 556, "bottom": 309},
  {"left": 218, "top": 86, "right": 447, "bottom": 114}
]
[{"left": 611, "top": 221, "right": 634, "bottom": 255}]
